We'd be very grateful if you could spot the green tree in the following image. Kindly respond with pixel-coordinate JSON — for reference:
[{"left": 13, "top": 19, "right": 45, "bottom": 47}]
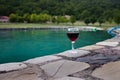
[
  {"left": 80, "top": 10, "right": 90, "bottom": 20},
  {"left": 84, "top": 18, "right": 90, "bottom": 26},
  {"left": 90, "top": 17, "right": 97, "bottom": 25},
  {"left": 17, "top": 16, "right": 24, "bottom": 22},
  {"left": 30, "top": 14, "right": 38, "bottom": 23},
  {"left": 56, "top": 16, "right": 68, "bottom": 24},
  {"left": 1, "top": 0, "right": 120, "bottom": 24},
  {"left": 114, "top": 11, "right": 120, "bottom": 25},
  {"left": 103, "top": 10, "right": 113, "bottom": 22},
  {"left": 9, "top": 13, "right": 18, "bottom": 22},
  {"left": 98, "top": 18, "right": 105, "bottom": 26},
  {"left": 51, "top": 16, "right": 57, "bottom": 23},
  {"left": 23, "top": 13, "right": 30, "bottom": 23},
  {"left": 70, "top": 15, "right": 76, "bottom": 25},
  {"left": 38, "top": 13, "right": 51, "bottom": 23}
]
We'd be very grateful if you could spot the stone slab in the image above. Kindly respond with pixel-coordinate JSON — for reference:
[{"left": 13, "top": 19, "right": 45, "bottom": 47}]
[
  {"left": 92, "top": 61, "right": 120, "bottom": 80},
  {"left": 54, "top": 76, "right": 84, "bottom": 80},
  {"left": 0, "top": 62, "right": 27, "bottom": 72},
  {"left": 79, "top": 45, "right": 105, "bottom": 51},
  {"left": 25, "top": 55, "right": 61, "bottom": 64},
  {"left": 38, "top": 78, "right": 44, "bottom": 80},
  {"left": 0, "top": 64, "right": 43, "bottom": 80},
  {"left": 112, "top": 46, "right": 120, "bottom": 50},
  {"left": 41, "top": 60, "right": 90, "bottom": 78},
  {"left": 105, "top": 36, "right": 120, "bottom": 42},
  {"left": 56, "top": 50, "right": 90, "bottom": 58},
  {"left": 96, "top": 41, "right": 119, "bottom": 47}
]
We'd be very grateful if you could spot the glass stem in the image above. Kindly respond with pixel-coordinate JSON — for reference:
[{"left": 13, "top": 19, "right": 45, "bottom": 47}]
[{"left": 72, "top": 41, "right": 75, "bottom": 50}]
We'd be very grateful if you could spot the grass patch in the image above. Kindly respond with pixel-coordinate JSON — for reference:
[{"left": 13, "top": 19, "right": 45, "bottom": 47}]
[{"left": 0, "top": 21, "right": 117, "bottom": 29}]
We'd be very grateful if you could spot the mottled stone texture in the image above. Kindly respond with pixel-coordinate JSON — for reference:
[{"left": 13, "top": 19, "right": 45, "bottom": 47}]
[
  {"left": 92, "top": 61, "right": 120, "bottom": 80},
  {"left": 96, "top": 41, "right": 119, "bottom": 47},
  {"left": 57, "top": 50, "right": 90, "bottom": 58},
  {"left": 79, "top": 45, "right": 105, "bottom": 51},
  {"left": 41, "top": 60, "right": 90, "bottom": 78},
  {"left": 0, "top": 63, "right": 27, "bottom": 72},
  {"left": 54, "top": 76, "right": 84, "bottom": 80},
  {"left": 25, "top": 55, "right": 62, "bottom": 64}
]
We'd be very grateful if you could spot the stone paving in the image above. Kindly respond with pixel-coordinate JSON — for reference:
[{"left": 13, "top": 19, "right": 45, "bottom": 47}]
[
  {"left": 92, "top": 61, "right": 120, "bottom": 80},
  {"left": 54, "top": 77, "right": 84, "bottom": 80},
  {"left": 41, "top": 60, "right": 89, "bottom": 78},
  {"left": 56, "top": 50, "right": 90, "bottom": 58},
  {"left": 0, "top": 35, "right": 120, "bottom": 80}
]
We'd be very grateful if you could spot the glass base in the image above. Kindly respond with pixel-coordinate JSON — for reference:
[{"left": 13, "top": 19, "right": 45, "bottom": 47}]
[{"left": 68, "top": 49, "right": 78, "bottom": 53}]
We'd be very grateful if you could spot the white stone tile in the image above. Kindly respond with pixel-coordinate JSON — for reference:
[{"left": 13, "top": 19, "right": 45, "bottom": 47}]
[
  {"left": 0, "top": 64, "right": 44, "bottom": 80},
  {"left": 38, "top": 78, "right": 44, "bottom": 80},
  {"left": 112, "top": 46, "right": 120, "bottom": 50},
  {"left": 0, "top": 62, "right": 27, "bottom": 72},
  {"left": 56, "top": 50, "right": 90, "bottom": 58},
  {"left": 105, "top": 36, "right": 120, "bottom": 42},
  {"left": 54, "top": 76, "right": 84, "bottom": 80},
  {"left": 79, "top": 45, "right": 105, "bottom": 50},
  {"left": 24, "top": 55, "right": 61, "bottom": 64},
  {"left": 92, "top": 61, "right": 120, "bottom": 80},
  {"left": 96, "top": 41, "right": 119, "bottom": 47},
  {"left": 41, "top": 60, "right": 90, "bottom": 78}
]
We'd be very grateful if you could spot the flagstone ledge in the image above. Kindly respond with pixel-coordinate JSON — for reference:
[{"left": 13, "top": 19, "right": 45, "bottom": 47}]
[
  {"left": 96, "top": 41, "right": 119, "bottom": 47},
  {"left": 54, "top": 76, "right": 84, "bottom": 80},
  {"left": 79, "top": 45, "right": 105, "bottom": 51},
  {"left": 41, "top": 60, "right": 90, "bottom": 78},
  {"left": 56, "top": 49, "right": 90, "bottom": 58},
  {"left": 24, "top": 55, "right": 62, "bottom": 65},
  {"left": 92, "top": 61, "right": 120, "bottom": 80},
  {"left": 0, "top": 62, "right": 27, "bottom": 72}
]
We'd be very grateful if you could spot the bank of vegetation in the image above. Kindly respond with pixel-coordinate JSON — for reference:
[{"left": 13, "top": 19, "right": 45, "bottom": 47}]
[{"left": 0, "top": 0, "right": 120, "bottom": 26}]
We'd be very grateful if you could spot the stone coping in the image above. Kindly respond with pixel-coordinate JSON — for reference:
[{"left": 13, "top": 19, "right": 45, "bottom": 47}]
[
  {"left": 54, "top": 76, "right": 84, "bottom": 80},
  {"left": 41, "top": 60, "right": 90, "bottom": 78},
  {"left": 0, "top": 63, "right": 27, "bottom": 72},
  {"left": 79, "top": 45, "right": 105, "bottom": 51},
  {"left": 96, "top": 41, "right": 119, "bottom": 47},
  {"left": 24, "top": 55, "right": 62, "bottom": 64},
  {"left": 92, "top": 61, "right": 120, "bottom": 80},
  {"left": 56, "top": 49, "right": 90, "bottom": 58}
]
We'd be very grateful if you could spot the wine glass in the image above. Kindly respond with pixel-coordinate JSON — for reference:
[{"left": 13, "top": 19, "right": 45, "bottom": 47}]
[{"left": 67, "top": 27, "right": 79, "bottom": 51}]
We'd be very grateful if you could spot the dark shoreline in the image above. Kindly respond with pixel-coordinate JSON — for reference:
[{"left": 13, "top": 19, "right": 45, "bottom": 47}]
[{"left": 0, "top": 27, "right": 67, "bottom": 31}]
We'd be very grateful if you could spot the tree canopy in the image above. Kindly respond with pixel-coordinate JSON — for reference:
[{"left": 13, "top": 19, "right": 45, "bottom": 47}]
[{"left": 0, "top": 0, "right": 120, "bottom": 23}]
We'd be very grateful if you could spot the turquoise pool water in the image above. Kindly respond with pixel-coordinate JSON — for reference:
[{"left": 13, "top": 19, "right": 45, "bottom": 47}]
[{"left": 0, "top": 29, "right": 112, "bottom": 63}]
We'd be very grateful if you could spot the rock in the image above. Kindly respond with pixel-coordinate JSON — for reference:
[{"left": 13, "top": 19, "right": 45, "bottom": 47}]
[
  {"left": 93, "top": 48, "right": 120, "bottom": 55},
  {"left": 24, "top": 55, "right": 62, "bottom": 64},
  {"left": 76, "top": 54, "right": 117, "bottom": 65},
  {"left": 37, "top": 78, "right": 44, "bottom": 80},
  {"left": 79, "top": 45, "right": 105, "bottom": 51},
  {"left": 96, "top": 41, "right": 119, "bottom": 47},
  {"left": 105, "top": 36, "right": 120, "bottom": 42},
  {"left": 54, "top": 76, "right": 84, "bottom": 80},
  {"left": 41, "top": 60, "right": 90, "bottom": 78},
  {"left": 56, "top": 50, "right": 90, "bottom": 58},
  {"left": 77, "top": 48, "right": 120, "bottom": 65},
  {"left": 0, "top": 64, "right": 44, "bottom": 80},
  {"left": 92, "top": 61, "right": 120, "bottom": 80},
  {"left": 112, "top": 46, "right": 120, "bottom": 50},
  {"left": 0, "top": 62, "right": 27, "bottom": 72}
]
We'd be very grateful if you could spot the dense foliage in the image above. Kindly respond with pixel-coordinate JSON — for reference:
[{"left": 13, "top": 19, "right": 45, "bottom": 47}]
[{"left": 0, "top": 0, "right": 120, "bottom": 24}]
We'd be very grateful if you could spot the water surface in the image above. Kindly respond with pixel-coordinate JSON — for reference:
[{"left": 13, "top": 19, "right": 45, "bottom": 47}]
[{"left": 0, "top": 29, "right": 112, "bottom": 63}]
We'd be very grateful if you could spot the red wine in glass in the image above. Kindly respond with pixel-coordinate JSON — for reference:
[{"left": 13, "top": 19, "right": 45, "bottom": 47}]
[
  {"left": 67, "top": 28, "right": 79, "bottom": 50},
  {"left": 67, "top": 32, "right": 79, "bottom": 42}
]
